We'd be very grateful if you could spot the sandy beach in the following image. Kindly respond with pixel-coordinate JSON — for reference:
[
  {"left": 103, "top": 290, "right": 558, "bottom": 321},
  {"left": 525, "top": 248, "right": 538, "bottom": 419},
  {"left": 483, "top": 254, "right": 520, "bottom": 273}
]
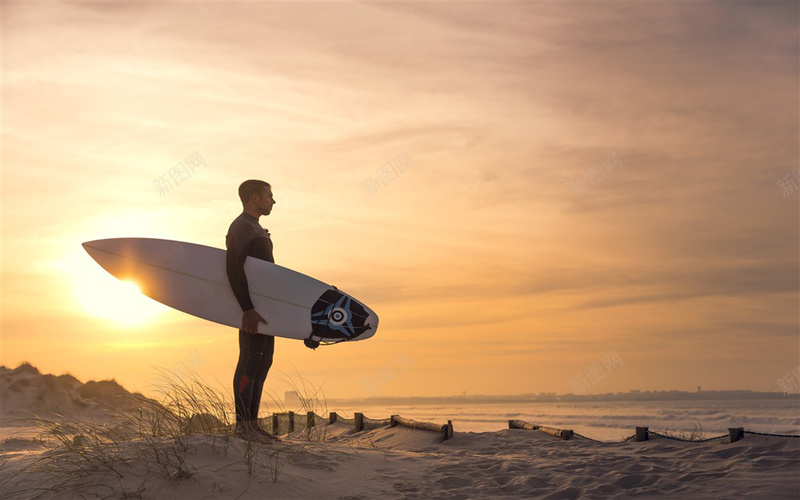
[
  {"left": 3, "top": 418, "right": 800, "bottom": 499},
  {"left": 2, "top": 364, "right": 799, "bottom": 499}
]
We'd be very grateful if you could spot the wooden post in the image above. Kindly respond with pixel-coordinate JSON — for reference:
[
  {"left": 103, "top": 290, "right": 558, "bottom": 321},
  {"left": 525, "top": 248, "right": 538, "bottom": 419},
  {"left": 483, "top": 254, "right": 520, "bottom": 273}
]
[
  {"left": 538, "top": 425, "right": 565, "bottom": 438},
  {"left": 509, "top": 420, "right": 539, "bottom": 431},
  {"left": 728, "top": 427, "right": 744, "bottom": 443},
  {"left": 560, "top": 429, "right": 573, "bottom": 440},
  {"left": 635, "top": 426, "right": 649, "bottom": 442},
  {"left": 329, "top": 412, "right": 338, "bottom": 424},
  {"left": 307, "top": 411, "right": 316, "bottom": 429},
  {"left": 354, "top": 412, "right": 364, "bottom": 432},
  {"left": 388, "top": 415, "right": 454, "bottom": 441},
  {"left": 288, "top": 411, "right": 295, "bottom": 433},
  {"left": 444, "top": 420, "right": 454, "bottom": 441},
  {"left": 272, "top": 414, "right": 279, "bottom": 435}
]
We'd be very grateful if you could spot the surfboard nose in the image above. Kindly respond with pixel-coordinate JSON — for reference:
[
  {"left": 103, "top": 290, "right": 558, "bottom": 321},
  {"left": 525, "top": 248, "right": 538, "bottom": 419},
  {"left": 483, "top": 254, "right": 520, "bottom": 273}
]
[
  {"left": 82, "top": 238, "right": 130, "bottom": 261},
  {"left": 360, "top": 306, "right": 379, "bottom": 341},
  {"left": 82, "top": 238, "right": 141, "bottom": 280},
  {"left": 81, "top": 238, "right": 169, "bottom": 295},
  {"left": 82, "top": 238, "right": 119, "bottom": 251},
  {"left": 82, "top": 238, "right": 124, "bottom": 275},
  {"left": 81, "top": 239, "right": 100, "bottom": 254}
]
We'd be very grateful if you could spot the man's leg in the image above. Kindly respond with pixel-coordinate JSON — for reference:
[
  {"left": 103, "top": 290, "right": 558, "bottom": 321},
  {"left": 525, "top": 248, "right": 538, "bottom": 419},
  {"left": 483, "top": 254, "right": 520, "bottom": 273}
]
[
  {"left": 233, "top": 329, "right": 270, "bottom": 423},
  {"left": 249, "top": 334, "right": 274, "bottom": 421}
]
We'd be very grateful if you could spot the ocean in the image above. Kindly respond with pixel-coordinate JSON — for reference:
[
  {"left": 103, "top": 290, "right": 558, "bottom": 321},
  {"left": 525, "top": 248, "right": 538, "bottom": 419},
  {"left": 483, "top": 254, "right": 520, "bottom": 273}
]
[{"left": 320, "top": 398, "right": 800, "bottom": 442}]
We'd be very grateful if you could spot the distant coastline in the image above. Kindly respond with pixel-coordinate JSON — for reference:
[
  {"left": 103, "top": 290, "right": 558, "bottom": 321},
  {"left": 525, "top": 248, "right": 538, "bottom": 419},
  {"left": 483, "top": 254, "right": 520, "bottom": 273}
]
[{"left": 328, "top": 390, "right": 796, "bottom": 406}]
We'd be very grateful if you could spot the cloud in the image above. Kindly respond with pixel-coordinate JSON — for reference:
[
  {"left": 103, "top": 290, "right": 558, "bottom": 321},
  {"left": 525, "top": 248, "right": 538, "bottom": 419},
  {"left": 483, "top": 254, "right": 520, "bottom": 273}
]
[{"left": 2, "top": 0, "right": 797, "bottom": 394}]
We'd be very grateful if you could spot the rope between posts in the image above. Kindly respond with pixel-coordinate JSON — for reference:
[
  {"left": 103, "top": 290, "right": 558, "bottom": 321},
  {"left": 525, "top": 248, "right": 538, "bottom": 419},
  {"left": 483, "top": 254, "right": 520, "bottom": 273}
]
[
  {"left": 572, "top": 432, "right": 604, "bottom": 443},
  {"left": 742, "top": 430, "right": 800, "bottom": 438}
]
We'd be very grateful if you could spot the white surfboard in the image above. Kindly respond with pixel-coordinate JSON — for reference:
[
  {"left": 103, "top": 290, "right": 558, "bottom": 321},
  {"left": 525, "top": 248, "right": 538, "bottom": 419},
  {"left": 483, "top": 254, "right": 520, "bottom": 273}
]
[{"left": 81, "top": 238, "right": 378, "bottom": 347}]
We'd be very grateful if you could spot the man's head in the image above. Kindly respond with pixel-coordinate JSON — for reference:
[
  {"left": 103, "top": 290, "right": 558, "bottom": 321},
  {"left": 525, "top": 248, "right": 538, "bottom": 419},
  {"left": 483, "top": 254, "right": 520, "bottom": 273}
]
[{"left": 238, "top": 179, "right": 276, "bottom": 216}]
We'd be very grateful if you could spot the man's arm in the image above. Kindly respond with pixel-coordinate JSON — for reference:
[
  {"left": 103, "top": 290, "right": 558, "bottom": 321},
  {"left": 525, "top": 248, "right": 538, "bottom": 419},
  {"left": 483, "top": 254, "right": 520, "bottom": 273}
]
[
  {"left": 226, "top": 235, "right": 256, "bottom": 312},
  {"left": 226, "top": 233, "right": 269, "bottom": 334},
  {"left": 226, "top": 222, "right": 273, "bottom": 334},
  {"left": 226, "top": 233, "right": 273, "bottom": 311}
]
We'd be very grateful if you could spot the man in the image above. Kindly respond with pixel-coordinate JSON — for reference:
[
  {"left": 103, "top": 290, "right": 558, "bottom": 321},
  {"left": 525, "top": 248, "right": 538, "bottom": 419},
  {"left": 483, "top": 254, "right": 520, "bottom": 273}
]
[{"left": 226, "top": 179, "right": 278, "bottom": 442}]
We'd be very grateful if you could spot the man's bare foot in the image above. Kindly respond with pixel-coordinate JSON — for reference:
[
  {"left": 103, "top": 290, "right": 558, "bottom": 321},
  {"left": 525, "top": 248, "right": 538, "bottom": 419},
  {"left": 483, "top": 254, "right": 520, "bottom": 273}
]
[
  {"left": 234, "top": 421, "right": 273, "bottom": 443},
  {"left": 250, "top": 421, "right": 281, "bottom": 442}
]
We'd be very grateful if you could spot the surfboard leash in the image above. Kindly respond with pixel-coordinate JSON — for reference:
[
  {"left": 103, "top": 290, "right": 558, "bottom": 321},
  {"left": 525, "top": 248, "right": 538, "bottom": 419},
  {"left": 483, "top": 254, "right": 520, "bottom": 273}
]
[{"left": 304, "top": 335, "right": 348, "bottom": 349}]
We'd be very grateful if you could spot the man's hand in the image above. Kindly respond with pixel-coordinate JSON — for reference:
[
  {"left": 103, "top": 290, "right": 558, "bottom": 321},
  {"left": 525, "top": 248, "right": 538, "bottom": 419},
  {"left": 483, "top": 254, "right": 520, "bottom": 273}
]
[{"left": 241, "top": 309, "right": 267, "bottom": 335}]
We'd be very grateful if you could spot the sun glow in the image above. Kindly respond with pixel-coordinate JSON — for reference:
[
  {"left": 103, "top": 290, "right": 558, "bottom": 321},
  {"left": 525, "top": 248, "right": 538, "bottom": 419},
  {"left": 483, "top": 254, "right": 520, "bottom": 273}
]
[{"left": 75, "top": 273, "right": 166, "bottom": 326}]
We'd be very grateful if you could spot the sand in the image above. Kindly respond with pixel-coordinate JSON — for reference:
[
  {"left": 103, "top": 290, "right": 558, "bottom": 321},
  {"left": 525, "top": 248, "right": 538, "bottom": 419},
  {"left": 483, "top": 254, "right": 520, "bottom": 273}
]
[{"left": 2, "top": 365, "right": 799, "bottom": 499}]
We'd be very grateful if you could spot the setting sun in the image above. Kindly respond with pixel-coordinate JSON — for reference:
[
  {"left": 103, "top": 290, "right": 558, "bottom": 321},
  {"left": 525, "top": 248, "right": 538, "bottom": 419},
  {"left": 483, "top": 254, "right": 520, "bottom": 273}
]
[{"left": 75, "top": 275, "right": 165, "bottom": 327}]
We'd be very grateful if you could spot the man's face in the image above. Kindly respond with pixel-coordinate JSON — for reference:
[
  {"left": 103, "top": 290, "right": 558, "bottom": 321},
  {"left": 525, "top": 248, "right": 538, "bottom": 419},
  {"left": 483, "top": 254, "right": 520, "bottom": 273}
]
[{"left": 255, "top": 186, "right": 276, "bottom": 215}]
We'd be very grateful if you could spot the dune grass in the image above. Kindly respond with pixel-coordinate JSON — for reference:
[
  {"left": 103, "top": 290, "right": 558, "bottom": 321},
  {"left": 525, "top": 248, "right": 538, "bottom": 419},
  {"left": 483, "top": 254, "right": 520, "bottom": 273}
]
[
  {"left": 260, "top": 362, "right": 332, "bottom": 442},
  {"left": 0, "top": 364, "right": 335, "bottom": 499},
  {"left": 654, "top": 419, "right": 709, "bottom": 441}
]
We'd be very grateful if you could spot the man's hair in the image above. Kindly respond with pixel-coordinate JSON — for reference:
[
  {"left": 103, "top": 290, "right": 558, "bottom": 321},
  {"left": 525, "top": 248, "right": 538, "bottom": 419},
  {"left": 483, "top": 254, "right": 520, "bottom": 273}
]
[{"left": 238, "top": 179, "right": 271, "bottom": 206}]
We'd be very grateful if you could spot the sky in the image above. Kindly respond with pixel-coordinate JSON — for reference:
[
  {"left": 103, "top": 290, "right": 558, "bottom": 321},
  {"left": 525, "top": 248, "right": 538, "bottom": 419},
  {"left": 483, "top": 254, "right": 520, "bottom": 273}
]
[{"left": 2, "top": 1, "right": 798, "bottom": 400}]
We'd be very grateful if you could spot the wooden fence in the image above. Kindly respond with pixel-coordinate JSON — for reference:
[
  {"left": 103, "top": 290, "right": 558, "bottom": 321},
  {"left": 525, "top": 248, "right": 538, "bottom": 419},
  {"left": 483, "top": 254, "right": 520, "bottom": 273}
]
[
  {"left": 507, "top": 420, "right": 794, "bottom": 444},
  {"left": 259, "top": 413, "right": 796, "bottom": 445},
  {"left": 262, "top": 411, "right": 453, "bottom": 441}
]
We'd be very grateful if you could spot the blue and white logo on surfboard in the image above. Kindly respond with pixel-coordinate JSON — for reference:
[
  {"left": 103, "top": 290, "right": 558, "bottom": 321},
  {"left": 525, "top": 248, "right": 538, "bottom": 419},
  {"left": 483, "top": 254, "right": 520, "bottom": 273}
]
[{"left": 310, "top": 287, "right": 374, "bottom": 340}]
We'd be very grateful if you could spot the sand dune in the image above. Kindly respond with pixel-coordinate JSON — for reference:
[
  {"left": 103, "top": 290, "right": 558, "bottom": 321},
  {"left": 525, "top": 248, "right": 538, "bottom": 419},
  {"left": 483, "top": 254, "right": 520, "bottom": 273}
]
[
  {"left": 1, "top": 363, "right": 157, "bottom": 425},
  {"left": 1, "top": 365, "right": 799, "bottom": 499}
]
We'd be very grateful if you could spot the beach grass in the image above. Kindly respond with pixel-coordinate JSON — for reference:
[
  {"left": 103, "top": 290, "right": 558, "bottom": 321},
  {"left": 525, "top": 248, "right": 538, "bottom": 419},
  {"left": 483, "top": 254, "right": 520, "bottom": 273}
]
[{"left": 0, "top": 364, "right": 331, "bottom": 498}]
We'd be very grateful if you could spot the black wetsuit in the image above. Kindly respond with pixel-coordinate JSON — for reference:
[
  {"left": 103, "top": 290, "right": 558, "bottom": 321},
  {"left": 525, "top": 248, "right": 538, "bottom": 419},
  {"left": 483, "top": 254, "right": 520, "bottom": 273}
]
[{"left": 225, "top": 212, "right": 275, "bottom": 423}]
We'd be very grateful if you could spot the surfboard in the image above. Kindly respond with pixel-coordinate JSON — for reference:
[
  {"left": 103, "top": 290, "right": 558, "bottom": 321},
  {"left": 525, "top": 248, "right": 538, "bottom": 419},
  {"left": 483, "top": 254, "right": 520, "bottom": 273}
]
[{"left": 81, "top": 238, "right": 378, "bottom": 348}]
